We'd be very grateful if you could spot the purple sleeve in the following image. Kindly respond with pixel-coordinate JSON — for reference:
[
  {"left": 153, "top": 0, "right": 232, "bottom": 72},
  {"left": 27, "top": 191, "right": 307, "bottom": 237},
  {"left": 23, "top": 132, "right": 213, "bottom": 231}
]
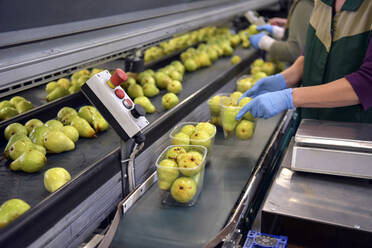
[{"left": 345, "top": 38, "right": 372, "bottom": 110}]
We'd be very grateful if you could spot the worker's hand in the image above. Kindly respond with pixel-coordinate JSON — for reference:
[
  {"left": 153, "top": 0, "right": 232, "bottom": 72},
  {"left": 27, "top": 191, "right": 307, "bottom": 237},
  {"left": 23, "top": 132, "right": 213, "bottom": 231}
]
[
  {"left": 257, "top": 24, "right": 285, "bottom": 39},
  {"left": 238, "top": 73, "right": 287, "bottom": 99},
  {"left": 250, "top": 32, "right": 275, "bottom": 50},
  {"left": 236, "top": 88, "right": 295, "bottom": 120}
]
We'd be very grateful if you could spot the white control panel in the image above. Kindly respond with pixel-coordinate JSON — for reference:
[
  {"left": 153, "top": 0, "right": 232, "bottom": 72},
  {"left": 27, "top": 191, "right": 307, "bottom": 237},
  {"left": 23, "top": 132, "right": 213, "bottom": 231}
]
[{"left": 82, "top": 69, "right": 149, "bottom": 140}]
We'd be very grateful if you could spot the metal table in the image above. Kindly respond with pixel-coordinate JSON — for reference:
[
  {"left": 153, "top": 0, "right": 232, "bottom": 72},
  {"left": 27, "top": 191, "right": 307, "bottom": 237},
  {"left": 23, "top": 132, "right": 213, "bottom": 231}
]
[{"left": 262, "top": 139, "right": 372, "bottom": 248}]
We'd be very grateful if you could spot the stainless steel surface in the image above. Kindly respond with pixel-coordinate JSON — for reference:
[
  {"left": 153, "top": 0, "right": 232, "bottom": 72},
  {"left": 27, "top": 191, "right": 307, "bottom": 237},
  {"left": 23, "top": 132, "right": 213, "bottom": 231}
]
[
  {"left": 263, "top": 139, "right": 372, "bottom": 233},
  {"left": 292, "top": 119, "right": 372, "bottom": 179}
]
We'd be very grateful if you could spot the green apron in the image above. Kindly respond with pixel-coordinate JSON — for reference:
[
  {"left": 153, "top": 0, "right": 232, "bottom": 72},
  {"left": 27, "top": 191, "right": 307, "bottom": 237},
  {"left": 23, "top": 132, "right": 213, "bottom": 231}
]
[{"left": 302, "top": 0, "right": 372, "bottom": 122}]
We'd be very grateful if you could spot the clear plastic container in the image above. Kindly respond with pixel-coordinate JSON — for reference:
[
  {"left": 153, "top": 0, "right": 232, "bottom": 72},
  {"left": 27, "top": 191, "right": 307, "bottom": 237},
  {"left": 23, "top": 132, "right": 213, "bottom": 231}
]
[
  {"left": 156, "top": 145, "right": 207, "bottom": 207},
  {"left": 208, "top": 93, "right": 230, "bottom": 127},
  {"left": 169, "top": 121, "right": 216, "bottom": 156},
  {"left": 236, "top": 75, "right": 254, "bottom": 93}
]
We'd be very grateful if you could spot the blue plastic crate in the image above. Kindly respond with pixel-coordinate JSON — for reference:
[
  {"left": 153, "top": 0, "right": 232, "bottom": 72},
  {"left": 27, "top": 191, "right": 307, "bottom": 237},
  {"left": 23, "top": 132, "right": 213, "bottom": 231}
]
[{"left": 243, "top": 230, "right": 288, "bottom": 248}]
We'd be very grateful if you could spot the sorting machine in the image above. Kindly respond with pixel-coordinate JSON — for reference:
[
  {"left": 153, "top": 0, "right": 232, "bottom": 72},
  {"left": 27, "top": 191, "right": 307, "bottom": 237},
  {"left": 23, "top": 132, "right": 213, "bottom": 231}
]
[{"left": 0, "top": 0, "right": 299, "bottom": 247}]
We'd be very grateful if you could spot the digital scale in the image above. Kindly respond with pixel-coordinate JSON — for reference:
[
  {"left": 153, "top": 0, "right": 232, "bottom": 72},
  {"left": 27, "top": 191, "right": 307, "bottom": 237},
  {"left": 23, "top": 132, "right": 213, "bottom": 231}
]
[{"left": 292, "top": 119, "right": 372, "bottom": 179}]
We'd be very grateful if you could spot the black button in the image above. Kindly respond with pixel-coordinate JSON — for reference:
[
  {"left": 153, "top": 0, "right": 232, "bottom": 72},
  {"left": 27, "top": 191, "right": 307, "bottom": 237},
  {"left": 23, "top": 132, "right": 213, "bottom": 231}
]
[{"left": 131, "top": 104, "right": 146, "bottom": 118}]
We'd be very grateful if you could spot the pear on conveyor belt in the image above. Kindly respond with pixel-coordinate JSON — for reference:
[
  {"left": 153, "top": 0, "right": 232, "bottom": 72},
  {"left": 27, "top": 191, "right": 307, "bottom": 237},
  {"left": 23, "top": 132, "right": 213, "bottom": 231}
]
[
  {"left": 0, "top": 199, "right": 30, "bottom": 229},
  {"left": 78, "top": 106, "right": 108, "bottom": 132},
  {"left": 46, "top": 86, "right": 69, "bottom": 102},
  {"left": 44, "top": 131, "right": 75, "bottom": 153},
  {"left": 4, "top": 123, "right": 28, "bottom": 140},
  {"left": 45, "top": 120, "right": 64, "bottom": 131},
  {"left": 10, "top": 150, "right": 46, "bottom": 173},
  {"left": 9, "top": 96, "right": 26, "bottom": 106},
  {"left": 3, "top": 134, "right": 31, "bottom": 159},
  {"left": 70, "top": 116, "right": 96, "bottom": 138},
  {"left": 134, "top": 97, "right": 156, "bottom": 114},
  {"left": 9, "top": 140, "right": 46, "bottom": 160},
  {"left": 29, "top": 126, "right": 50, "bottom": 146},
  {"left": 24, "top": 119, "right": 44, "bottom": 134},
  {"left": 44, "top": 167, "right": 71, "bottom": 193},
  {"left": 62, "top": 126, "right": 79, "bottom": 142},
  {"left": 0, "top": 107, "right": 18, "bottom": 121}
]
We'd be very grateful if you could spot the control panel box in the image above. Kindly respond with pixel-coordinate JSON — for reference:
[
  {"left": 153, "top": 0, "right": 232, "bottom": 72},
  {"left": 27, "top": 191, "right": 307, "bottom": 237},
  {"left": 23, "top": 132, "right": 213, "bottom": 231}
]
[{"left": 81, "top": 69, "right": 149, "bottom": 141}]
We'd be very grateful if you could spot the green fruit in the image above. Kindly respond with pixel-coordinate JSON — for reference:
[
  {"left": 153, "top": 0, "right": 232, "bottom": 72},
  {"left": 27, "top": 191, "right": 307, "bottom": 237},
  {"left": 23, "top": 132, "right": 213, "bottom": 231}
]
[
  {"left": 180, "top": 125, "right": 195, "bottom": 137},
  {"left": 44, "top": 131, "right": 75, "bottom": 153},
  {"left": 177, "top": 151, "right": 203, "bottom": 176},
  {"left": 184, "top": 59, "right": 198, "bottom": 72},
  {"left": 207, "top": 48, "right": 218, "bottom": 62},
  {"left": 143, "top": 83, "right": 160, "bottom": 98},
  {"left": 91, "top": 68, "right": 103, "bottom": 76},
  {"left": 253, "top": 58, "right": 264, "bottom": 67},
  {"left": 210, "top": 116, "right": 222, "bottom": 126},
  {"left": 157, "top": 159, "right": 179, "bottom": 190},
  {"left": 238, "top": 97, "right": 255, "bottom": 121},
  {"left": 230, "top": 91, "right": 243, "bottom": 104},
  {"left": 195, "top": 122, "right": 215, "bottom": 137},
  {"left": 4, "top": 134, "right": 30, "bottom": 159},
  {"left": 155, "top": 72, "right": 172, "bottom": 89},
  {"left": 29, "top": 126, "right": 50, "bottom": 146},
  {"left": 92, "top": 114, "right": 109, "bottom": 132},
  {"left": 144, "top": 69, "right": 155, "bottom": 76},
  {"left": 9, "top": 96, "right": 26, "bottom": 106},
  {"left": 162, "top": 93, "right": 179, "bottom": 110},
  {"left": 253, "top": 72, "right": 267, "bottom": 82},
  {"left": 173, "top": 63, "right": 185, "bottom": 75},
  {"left": 138, "top": 72, "right": 151, "bottom": 83},
  {"left": 71, "top": 116, "right": 96, "bottom": 138},
  {"left": 121, "top": 77, "right": 136, "bottom": 90},
  {"left": 68, "top": 84, "right": 81, "bottom": 94},
  {"left": 44, "top": 167, "right": 71, "bottom": 193},
  {"left": 10, "top": 150, "right": 46, "bottom": 173},
  {"left": 78, "top": 106, "right": 97, "bottom": 124},
  {"left": 134, "top": 97, "right": 156, "bottom": 114},
  {"left": 198, "top": 52, "right": 212, "bottom": 67},
  {"left": 127, "top": 84, "right": 144, "bottom": 99},
  {"left": 237, "top": 77, "right": 253, "bottom": 93},
  {"left": 4, "top": 123, "right": 28, "bottom": 140},
  {"left": 208, "top": 95, "right": 222, "bottom": 116},
  {"left": 172, "top": 132, "right": 190, "bottom": 145},
  {"left": 167, "top": 80, "right": 183, "bottom": 94},
  {"left": 139, "top": 75, "right": 156, "bottom": 86},
  {"left": 46, "top": 86, "right": 69, "bottom": 102},
  {"left": 45, "top": 120, "right": 64, "bottom": 131},
  {"left": 248, "top": 24, "right": 258, "bottom": 35},
  {"left": 45, "top": 81, "right": 59, "bottom": 94},
  {"left": 170, "top": 177, "right": 197, "bottom": 203},
  {"left": 57, "top": 78, "right": 70, "bottom": 89},
  {"left": 0, "top": 100, "right": 15, "bottom": 109},
  {"left": 261, "top": 62, "right": 275, "bottom": 75},
  {"left": 221, "top": 106, "right": 240, "bottom": 132},
  {"left": 15, "top": 100, "right": 33, "bottom": 114},
  {"left": 166, "top": 146, "right": 187, "bottom": 160},
  {"left": 231, "top": 55, "right": 241, "bottom": 65},
  {"left": 77, "top": 75, "right": 90, "bottom": 86},
  {"left": 190, "top": 130, "right": 211, "bottom": 148},
  {"left": 236, "top": 120, "right": 255, "bottom": 140},
  {"left": 169, "top": 71, "right": 183, "bottom": 81},
  {"left": 192, "top": 172, "right": 201, "bottom": 187},
  {"left": 0, "top": 107, "right": 18, "bottom": 120},
  {"left": 62, "top": 126, "right": 79, "bottom": 142},
  {"left": 57, "top": 107, "right": 78, "bottom": 122},
  {"left": 24, "top": 119, "right": 43, "bottom": 134},
  {"left": 0, "top": 199, "right": 30, "bottom": 229},
  {"left": 242, "top": 40, "right": 250, "bottom": 48},
  {"left": 222, "top": 44, "right": 233, "bottom": 56},
  {"left": 250, "top": 66, "right": 262, "bottom": 75}
]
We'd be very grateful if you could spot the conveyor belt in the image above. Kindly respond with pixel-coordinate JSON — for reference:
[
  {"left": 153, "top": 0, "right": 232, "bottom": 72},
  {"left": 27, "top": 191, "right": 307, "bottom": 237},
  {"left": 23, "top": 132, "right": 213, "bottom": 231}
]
[
  {"left": 111, "top": 114, "right": 283, "bottom": 248},
  {"left": 0, "top": 47, "right": 256, "bottom": 235}
]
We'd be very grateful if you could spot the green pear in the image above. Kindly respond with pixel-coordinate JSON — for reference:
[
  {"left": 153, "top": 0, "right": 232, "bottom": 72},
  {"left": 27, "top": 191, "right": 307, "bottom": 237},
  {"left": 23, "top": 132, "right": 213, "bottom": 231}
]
[
  {"left": 0, "top": 199, "right": 30, "bottom": 229},
  {"left": 198, "top": 51, "right": 212, "bottom": 67},
  {"left": 46, "top": 86, "right": 69, "bottom": 102},
  {"left": 9, "top": 140, "right": 34, "bottom": 160},
  {"left": 230, "top": 35, "right": 241, "bottom": 47},
  {"left": 134, "top": 97, "right": 156, "bottom": 114},
  {"left": 262, "top": 62, "right": 275, "bottom": 75},
  {"left": 242, "top": 40, "right": 250, "bottom": 48},
  {"left": 166, "top": 146, "right": 187, "bottom": 160},
  {"left": 157, "top": 159, "right": 179, "bottom": 190},
  {"left": 139, "top": 75, "right": 156, "bottom": 86},
  {"left": 4, "top": 134, "right": 30, "bottom": 159},
  {"left": 236, "top": 120, "right": 255, "bottom": 140},
  {"left": 0, "top": 107, "right": 18, "bottom": 120},
  {"left": 167, "top": 80, "right": 182, "bottom": 94},
  {"left": 190, "top": 130, "right": 211, "bottom": 148},
  {"left": 144, "top": 69, "right": 155, "bottom": 76},
  {"left": 78, "top": 106, "right": 97, "bottom": 124},
  {"left": 57, "top": 78, "right": 70, "bottom": 89},
  {"left": 30, "top": 143, "right": 46, "bottom": 156},
  {"left": 45, "top": 120, "right": 64, "bottom": 131},
  {"left": 68, "top": 84, "right": 81, "bottom": 94},
  {"left": 162, "top": 93, "right": 179, "bottom": 110},
  {"left": 231, "top": 55, "right": 241, "bottom": 65},
  {"left": 127, "top": 84, "right": 144, "bottom": 99},
  {"left": 172, "top": 63, "right": 185, "bottom": 75},
  {"left": 90, "top": 68, "right": 103, "bottom": 76},
  {"left": 92, "top": 114, "right": 109, "bottom": 132},
  {"left": 208, "top": 95, "right": 222, "bottom": 116},
  {"left": 24, "top": 119, "right": 43, "bottom": 134},
  {"left": 44, "top": 131, "right": 75, "bottom": 153},
  {"left": 253, "top": 72, "right": 267, "bottom": 82},
  {"left": 177, "top": 151, "right": 203, "bottom": 177},
  {"left": 155, "top": 72, "right": 172, "bottom": 89},
  {"left": 57, "top": 107, "right": 78, "bottom": 122},
  {"left": 10, "top": 150, "right": 46, "bottom": 173},
  {"left": 230, "top": 92, "right": 243, "bottom": 104},
  {"left": 77, "top": 75, "right": 90, "bottom": 87},
  {"left": 210, "top": 116, "right": 222, "bottom": 126},
  {"left": 250, "top": 66, "right": 262, "bottom": 75},
  {"left": 221, "top": 106, "right": 240, "bottom": 132},
  {"left": 137, "top": 72, "right": 151, "bottom": 83},
  {"left": 4, "top": 123, "right": 28, "bottom": 140},
  {"left": 15, "top": 100, "right": 33, "bottom": 114},
  {"left": 238, "top": 97, "right": 255, "bottom": 121},
  {"left": 192, "top": 172, "right": 201, "bottom": 187},
  {"left": 237, "top": 77, "right": 253, "bottom": 92},
  {"left": 169, "top": 71, "right": 183, "bottom": 81},
  {"left": 9, "top": 96, "right": 26, "bottom": 106},
  {"left": 195, "top": 122, "right": 215, "bottom": 137},
  {"left": 143, "top": 83, "right": 160, "bottom": 98},
  {"left": 71, "top": 116, "right": 96, "bottom": 138},
  {"left": 184, "top": 59, "right": 198, "bottom": 72},
  {"left": 222, "top": 44, "right": 233, "bottom": 56},
  {"left": 45, "top": 81, "right": 59, "bottom": 94},
  {"left": 62, "top": 126, "right": 79, "bottom": 142},
  {"left": 172, "top": 132, "right": 190, "bottom": 145},
  {"left": 180, "top": 125, "right": 195, "bottom": 137},
  {"left": 44, "top": 167, "right": 71, "bottom": 193},
  {"left": 29, "top": 126, "right": 50, "bottom": 146},
  {"left": 0, "top": 100, "right": 15, "bottom": 109},
  {"left": 170, "top": 177, "right": 197, "bottom": 203},
  {"left": 253, "top": 58, "right": 264, "bottom": 67},
  {"left": 121, "top": 77, "right": 136, "bottom": 90}
]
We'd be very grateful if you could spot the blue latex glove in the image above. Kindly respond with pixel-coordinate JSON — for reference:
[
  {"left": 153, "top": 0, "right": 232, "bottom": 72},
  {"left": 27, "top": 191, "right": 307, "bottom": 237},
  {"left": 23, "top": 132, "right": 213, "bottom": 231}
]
[
  {"left": 256, "top": 24, "right": 274, "bottom": 36},
  {"left": 249, "top": 32, "right": 267, "bottom": 49},
  {"left": 238, "top": 74, "right": 287, "bottom": 100},
  {"left": 236, "top": 88, "right": 295, "bottom": 120}
]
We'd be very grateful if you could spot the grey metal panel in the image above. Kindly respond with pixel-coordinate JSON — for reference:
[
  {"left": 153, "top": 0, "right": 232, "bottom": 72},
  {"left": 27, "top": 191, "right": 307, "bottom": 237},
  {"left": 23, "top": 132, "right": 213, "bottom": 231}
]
[
  {"left": 0, "top": 0, "right": 278, "bottom": 90},
  {"left": 263, "top": 139, "right": 372, "bottom": 234}
]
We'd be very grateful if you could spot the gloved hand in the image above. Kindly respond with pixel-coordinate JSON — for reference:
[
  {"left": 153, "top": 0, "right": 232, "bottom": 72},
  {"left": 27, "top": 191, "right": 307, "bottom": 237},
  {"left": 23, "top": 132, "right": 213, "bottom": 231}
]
[
  {"left": 257, "top": 24, "right": 285, "bottom": 39},
  {"left": 250, "top": 32, "right": 275, "bottom": 50},
  {"left": 236, "top": 88, "right": 295, "bottom": 120},
  {"left": 238, "top": 73, "right": 287, "bottom": 100}
]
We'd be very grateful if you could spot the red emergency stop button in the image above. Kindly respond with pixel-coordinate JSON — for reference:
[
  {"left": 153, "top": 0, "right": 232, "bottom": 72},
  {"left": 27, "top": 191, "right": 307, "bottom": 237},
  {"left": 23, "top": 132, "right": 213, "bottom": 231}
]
[
  {"left": 110, "top": 69, "right": 128, "bottom": 86},
  {"left": 115, "top": 89, "right": 125, "bottom": 99},
  {"left": 123, "top": 99, "right": 133, "bottom": 109}
]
